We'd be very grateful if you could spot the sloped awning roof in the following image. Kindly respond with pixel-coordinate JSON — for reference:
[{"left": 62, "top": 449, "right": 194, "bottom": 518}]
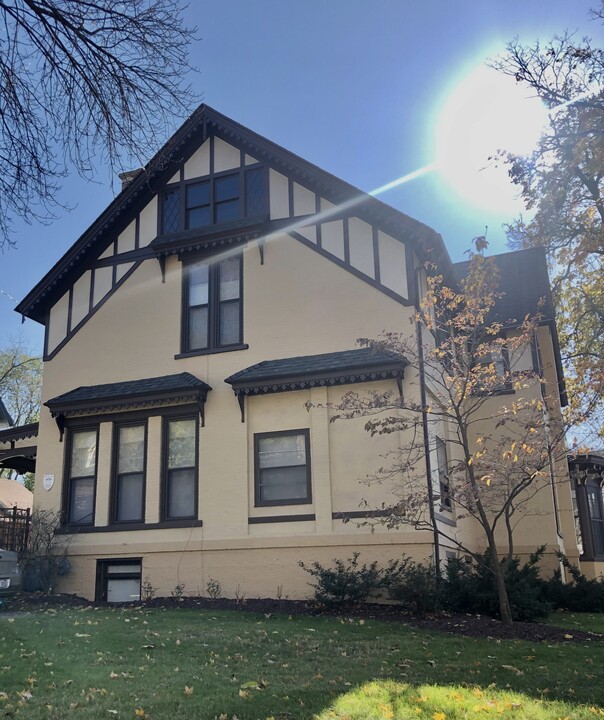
[
  {"left": 45, "top": 373, "right": 212, "bottom": 437},
  {"left": 0, "top": 447, "right": 36, "bottom": 476},
  {"left": 225, "top": 348, "right": 407, "bottom": 420},
  {"left": 0, "top": 423, "right": 38, "bottom": 445},
  {"left": 0, "top": 424, "right": 38, "bottom": 475}
]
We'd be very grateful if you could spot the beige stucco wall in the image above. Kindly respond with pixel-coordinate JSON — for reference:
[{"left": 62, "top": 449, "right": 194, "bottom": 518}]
[
  {"left": 32, "top": 135, "right": 578, "bottom": 599},
  {"left": 36, "top": 227, "right": 429, "bottom": 599}
]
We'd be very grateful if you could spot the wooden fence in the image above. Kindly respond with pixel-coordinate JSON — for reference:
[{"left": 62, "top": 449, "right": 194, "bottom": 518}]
[{"left": 0, "top": 507, "right": 31, "bottom": 552}]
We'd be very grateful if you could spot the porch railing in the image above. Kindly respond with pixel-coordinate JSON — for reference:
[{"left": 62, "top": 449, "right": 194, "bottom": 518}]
[{"left": 0, "top": 506, "right": 31, "bottom": 552}]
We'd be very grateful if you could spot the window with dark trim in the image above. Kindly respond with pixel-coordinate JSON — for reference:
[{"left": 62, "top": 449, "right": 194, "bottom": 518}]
[
  {"left": 65, "top": 427, "right": 98, "bottom": 525},
  {"left": 435, "top": 436, "right": 451, "bottom": 510},
  {"left": 183, "top": 254, "right": 242, "bottom": 353},
  {"left": 95, "top": 558, "right": 141, "bottom": 602},
  {"left": 112, "top": 422, "right": 146, "bottom": 524},
  {"left": 163, "top": 416, "right": 198, "bottom": 520},
  {"left": 160, "top": 165, "right": 267, "bottom": 235},
  {"left": 473, "top": 343, "right": 512, "bottom": 394},
  {"left": 586, "top": 482, "right": 604, "bottom": 556},
  {"left": 254, "top": 429, "right": 312, "bottom": 507}
]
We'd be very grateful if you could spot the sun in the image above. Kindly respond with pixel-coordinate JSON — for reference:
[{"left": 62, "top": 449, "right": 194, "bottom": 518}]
[{"left": 434, "top": 64, "right": 548, "bottom": 216}]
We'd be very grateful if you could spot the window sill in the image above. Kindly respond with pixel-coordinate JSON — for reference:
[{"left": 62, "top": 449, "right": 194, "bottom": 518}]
[
  {"left": 175, "top": 344, "right": 249, "bottom": 359},
  {"left": 254, "top": 498, "right": 312, "bottom": 508},
  {"left": 435, "top": 511, "right": 457, "bottom": 527},
  {"left": 471, "top": 387, "right": 515, "bottom": 397},
  {"left": 249, "top": 514, "right": 316, "bottom": 524},
  {"left": 56, "top": 519, "right": 202, "bottom": 534}
]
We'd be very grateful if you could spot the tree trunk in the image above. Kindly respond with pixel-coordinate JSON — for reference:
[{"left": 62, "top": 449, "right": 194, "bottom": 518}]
[{"left": 489, "top": 542, "right": 513, "bottom": 626}]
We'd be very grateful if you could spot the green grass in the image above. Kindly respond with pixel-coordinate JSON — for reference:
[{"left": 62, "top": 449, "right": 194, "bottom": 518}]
[
  {"left": 546, "top": 611, "right": 604, "bottom": 635},
  {"left": 0, "top": 606, "right": 603, "bottom": 719}
]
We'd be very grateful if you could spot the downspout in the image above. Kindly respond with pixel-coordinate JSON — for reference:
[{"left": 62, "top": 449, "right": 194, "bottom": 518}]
[{"left": 415, "top": 267, "right": 441, "bottom": 577}]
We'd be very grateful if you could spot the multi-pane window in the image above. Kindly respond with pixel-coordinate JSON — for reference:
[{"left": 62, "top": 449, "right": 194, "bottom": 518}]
[
  {"left": 474, "top": 345, "right": 511, "bottom": 393},
  {"left": 113, "top": 424, "right": 146, "bottom": 523},
  {"left": 186, "top": 181, "right": 211, "bottom": 229},
  {"left": 164, "top": 417, "right": 198, "bottom": 520},
  {"left": 161, "top": 166, "right": 267, "bottom": 235},
  {"left": 184, "top": 255, "right": 242, "bottom": 352},
  {"left": 435, "top": 436, "right": 451, "bottom": 510},
  {"left": 67, "top": 429, "right": 98, "bottom": 525},
  {"left": 255, "top": 430, "right": 311, "bottom": 506}
]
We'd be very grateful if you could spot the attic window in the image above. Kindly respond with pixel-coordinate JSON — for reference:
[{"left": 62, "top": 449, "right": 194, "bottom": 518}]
[{"left": 160, "top": 166, "right": 267, "bottom": 236}]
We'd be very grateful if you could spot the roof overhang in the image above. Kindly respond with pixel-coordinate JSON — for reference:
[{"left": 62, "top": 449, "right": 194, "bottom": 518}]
[
  {"left": 225, "top": 348, "right": 408, "bottom": 421},
  {"left": 45, "top": 373, "right": 211, "bottom": 439},
  {"left": 0, "top": 423, "right": 39, "bottom": 446},
  {"left": 17, "top": 104, "right": 452, "bottom": 325},
  {"left": 0, "top": 446, "right": 36, "bottom": 474}
]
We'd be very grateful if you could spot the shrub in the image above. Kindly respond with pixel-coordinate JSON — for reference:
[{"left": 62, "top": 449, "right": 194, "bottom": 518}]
[
  {"left": 19, "top": 509, "right": 71, "bottom": 593},
  {"left": 206, "top": 577, "right": 222, "bottom": 599},
  {"left": 444, "top": 547, "right": 551, "bottom": 622},
  {"left": 298, "top": 552, "right": 382, "bottom": 608},
  {"left": 543, "top": 553, "right": 604, "bottom": 612},
  {"left": 382, "top": 556, "right": 443, "bottom": 614},
  {"left": 298, "top": 548, "right": 551, "bottom": 621}
]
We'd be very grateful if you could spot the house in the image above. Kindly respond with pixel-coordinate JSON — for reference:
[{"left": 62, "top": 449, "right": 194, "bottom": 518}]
[
  {"left": 7, "top": 105, "right": 587, "bottom": 602},
  {"left": 568, "top": 452, "right": 604, "bottom": 577},
  {"left": 0, "top": 399, "right": 13, "bottom": 430},
  {"left": 0, "top": 400, "right": 35, "bottom": 508}
]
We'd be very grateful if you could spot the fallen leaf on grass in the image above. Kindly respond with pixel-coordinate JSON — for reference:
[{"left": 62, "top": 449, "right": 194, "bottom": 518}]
[{"left": 501, "top": 664, "right": 524, "bottom": 676}]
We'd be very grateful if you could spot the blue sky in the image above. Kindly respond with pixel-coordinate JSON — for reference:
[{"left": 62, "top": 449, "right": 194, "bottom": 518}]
[{"left": 0, "top": 0, "right": 597, "bottom": 354}]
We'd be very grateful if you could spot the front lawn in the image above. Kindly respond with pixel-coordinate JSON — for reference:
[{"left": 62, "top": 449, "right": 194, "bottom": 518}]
[
  {"left": 546, "top": 611, "right": 604, "bottom": 635},
  {"left": 0, "top": 604, "right": 602, "bottom": 719}
]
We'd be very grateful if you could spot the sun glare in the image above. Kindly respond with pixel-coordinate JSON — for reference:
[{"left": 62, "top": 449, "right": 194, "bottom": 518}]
[{"left": 435, "top": 65, "right": 548, "bottom": 215}]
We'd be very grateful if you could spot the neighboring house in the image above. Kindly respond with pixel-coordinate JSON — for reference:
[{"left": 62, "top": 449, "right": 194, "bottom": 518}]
[
  {"left": 0, "top": 479, "right": 33, "bottom": 511},
  {"left": 0, "top": 423, "right": 38, "bottom": 477},
  {"left": 568, "top": 453, "right": 604, "bottom": 578},
  {"left": 7, "top": 105, "right": 585, "bottom": 602},
  {"left": 0, "top": 399, "right": 14, "bottom": 430}
]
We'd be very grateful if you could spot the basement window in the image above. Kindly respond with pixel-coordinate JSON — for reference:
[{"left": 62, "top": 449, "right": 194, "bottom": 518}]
[{"left": 96, "top": 559, "right": 141, "bottom": 602}]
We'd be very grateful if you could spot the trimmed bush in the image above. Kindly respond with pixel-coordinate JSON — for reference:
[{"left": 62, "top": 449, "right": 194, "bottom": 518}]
[
  {"left": 298, "top": 552, "right": 382, "bottom": 608},
  {"left": 299, "top": 548, "right": 552, "bottom": 621},
  {"left": 444, "top": 548, "right": 551, "bottom": 622},
  {"left": 382, "top": 556, "right": 443, "bottom": 615},
  {"left": 543, "top": 553, "right": 604, "bottom": 612}
]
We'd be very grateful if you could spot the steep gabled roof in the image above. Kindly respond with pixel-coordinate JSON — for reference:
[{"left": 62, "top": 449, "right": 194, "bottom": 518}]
[
  {"left": 17, "top": 105, "right": 452, "bottom": 324},
  {"left": 453, "top": 247, "right": 556, "bottom": 326}
]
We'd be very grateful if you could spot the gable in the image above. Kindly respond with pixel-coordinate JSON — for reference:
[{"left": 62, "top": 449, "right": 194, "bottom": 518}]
[{"left": 21, "top": 106, "right": 450, "bottom": 358}]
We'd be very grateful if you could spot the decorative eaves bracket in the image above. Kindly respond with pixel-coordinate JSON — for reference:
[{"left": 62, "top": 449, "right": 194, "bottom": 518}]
[
  {"left": 46, "top": 383, "right": 211, "bottom": 441},
  {"left": 227, "top": 367, "right": 405, "bottom": 423}
]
